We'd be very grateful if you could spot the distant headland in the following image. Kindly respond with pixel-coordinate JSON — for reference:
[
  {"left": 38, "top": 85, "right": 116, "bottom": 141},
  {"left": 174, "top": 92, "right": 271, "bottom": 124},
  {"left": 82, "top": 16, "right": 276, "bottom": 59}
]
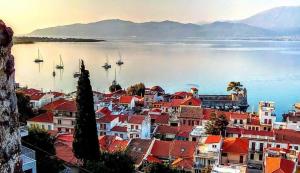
[{"left": 13, "top": 36, "right": 105, "bottom": 44}]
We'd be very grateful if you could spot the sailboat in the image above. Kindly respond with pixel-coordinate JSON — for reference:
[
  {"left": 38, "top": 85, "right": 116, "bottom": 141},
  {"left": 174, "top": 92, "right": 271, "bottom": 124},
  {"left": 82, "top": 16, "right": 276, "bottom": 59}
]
[
  {"left": 102, "top": 56, "right": 111, "bottom": 70},
  {"left": 73, "top": 59, "right": 81, "bottom": 78},
  {"left": 116, "top": 51, "right": 124, "bottom": 66},
  {"left": 56, "top": 55, "right": 64, "bottom": 69},
  {"left": 34, "top": 49, "right": 44, "bottom": 63},
  {"left": 52, "top": 62, "right": 56, "bottom": 77}
]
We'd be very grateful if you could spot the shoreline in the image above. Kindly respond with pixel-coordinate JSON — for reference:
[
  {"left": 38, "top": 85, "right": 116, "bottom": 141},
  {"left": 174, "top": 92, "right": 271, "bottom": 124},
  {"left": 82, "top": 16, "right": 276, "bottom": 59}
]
[{"left": 13, "top": 36, "right": 106, "bottom": 44}]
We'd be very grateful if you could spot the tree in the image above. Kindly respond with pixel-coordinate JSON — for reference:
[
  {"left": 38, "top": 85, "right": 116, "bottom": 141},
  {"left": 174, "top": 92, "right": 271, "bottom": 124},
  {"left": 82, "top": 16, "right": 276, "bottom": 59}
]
[
  {"left": 85, "top": 152, "right": 135, "bottom": 173},
  {"left": 147, "top": 163, "right": 180, "bottom": 173},
  {"left": 22, "top": 127, "right": 64, "bottom": 173},
  {"left": 17, "top": 92, "right": 34, "bottom": 124},
  {"left": 73, "top": 60, "right": 100, "bottom": 164},
  {"left": 109, "top": 80, "right": 122, "bottom": 93},
  {"left": 205, "top": 113, "right": 229, "bottom": 137},
  {"left": 127, "top": 82, "right": 146, "bottom": 96},
  {"left": 227, "top": 81, "right": 243, "bottom": 94},
  {"left": 0, "top": 20, "right": 22, "bottom": 173}
]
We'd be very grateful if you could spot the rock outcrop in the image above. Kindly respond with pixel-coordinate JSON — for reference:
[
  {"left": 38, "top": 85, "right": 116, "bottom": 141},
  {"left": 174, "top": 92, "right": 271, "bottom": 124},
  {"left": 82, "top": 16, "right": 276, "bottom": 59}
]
[{"left": 0, "top": 20, "right": 22, "bottom": 173}]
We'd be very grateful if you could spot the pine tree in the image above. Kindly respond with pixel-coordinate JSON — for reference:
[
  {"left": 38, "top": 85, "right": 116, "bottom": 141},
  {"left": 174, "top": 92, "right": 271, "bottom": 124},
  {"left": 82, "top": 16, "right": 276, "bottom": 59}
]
[{"left": 73, "top": 60, "right": 100, "bottom": 164}]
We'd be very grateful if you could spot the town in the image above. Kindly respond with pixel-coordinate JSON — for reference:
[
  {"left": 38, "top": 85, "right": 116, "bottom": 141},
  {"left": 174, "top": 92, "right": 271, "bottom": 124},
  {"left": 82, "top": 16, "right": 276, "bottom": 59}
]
[{"left": 18, "top": 81, "right": 300, "bottom": 173}]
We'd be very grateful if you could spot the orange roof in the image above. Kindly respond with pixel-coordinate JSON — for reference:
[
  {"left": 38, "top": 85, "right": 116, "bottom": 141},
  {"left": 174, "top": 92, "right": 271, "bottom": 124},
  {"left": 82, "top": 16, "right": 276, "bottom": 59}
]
[
  {"left": 18, "top": 88, "right": 41, "bottom": 96},
  {"left": 205, "top": 135, "right": 222, "bottom": 144},
  {"left": 146, "top": 155, "right": 162, "bottom": 164},
  {"left": 27, "top": 112, "right": 53, "bottom": 123},
  {"left": 265, "top": 157, "right": 295, "bottom": 173},
  {"left": 95, "top": 107, "right": 112, "bottom": 116},
  {"left": 172, "top": 158, "right": 194, "bottom": 170},
  {"left": 107, "top": 140, "right": 128, "bottom": 153},
  {"left": 222, "top": 137, "right": 249, "bottom": 154},
  {"left": 55, "top": 142, "right": 80, "bottom": 165},
  {"left": 30, "top": 92, "right": 46, "bottom": 101},
  {"left": 97, "top": 115, "right": 118, "bottom": 123}
]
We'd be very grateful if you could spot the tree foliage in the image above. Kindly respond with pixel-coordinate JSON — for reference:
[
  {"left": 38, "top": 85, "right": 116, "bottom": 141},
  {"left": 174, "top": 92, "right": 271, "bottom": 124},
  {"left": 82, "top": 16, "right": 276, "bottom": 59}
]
[
  {"left": 205, "top": 113, "right": 229, "bottom": 137},
  {"left": 73, "top": 61, "right": 100, "bottom": 163},
  {"left": 227, "top": 81, "right": 243, "bottom": 93},
  {"left": 109, "top": 81, "right": 122, "bottom": 93},
  {"left": 85, "top": 152, "right": 135, "bottom": 173},
  {"left": 127, "top": 82, "right": 145, "bottom": 96},
  {"left": 16, "top": 92, "right": 34, "bottom": 124},
  {"left": 147, "top": 163, "right": 180, "bottom": 173},
  {"left": 22, "top": 128, "right": 64, "bottom": 173}
]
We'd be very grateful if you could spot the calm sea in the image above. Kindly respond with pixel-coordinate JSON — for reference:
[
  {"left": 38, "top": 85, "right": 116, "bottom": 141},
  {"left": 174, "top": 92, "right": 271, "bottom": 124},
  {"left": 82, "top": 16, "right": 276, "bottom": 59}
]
[{"left": 12, "top": 40, "right": 300, "bottom": 121}]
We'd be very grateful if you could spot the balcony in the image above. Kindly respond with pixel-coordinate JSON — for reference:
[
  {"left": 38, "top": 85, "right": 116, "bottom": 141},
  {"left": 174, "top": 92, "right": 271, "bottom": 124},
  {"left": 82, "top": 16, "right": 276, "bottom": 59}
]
[{"left": 21, "top": 145, "right": 37, "bottom": 173}]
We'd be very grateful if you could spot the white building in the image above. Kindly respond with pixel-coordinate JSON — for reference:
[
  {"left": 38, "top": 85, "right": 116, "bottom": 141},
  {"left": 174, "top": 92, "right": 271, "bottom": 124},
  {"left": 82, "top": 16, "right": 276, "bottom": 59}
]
[{"left": 258, "top": 101, "right": 276, "bottom": 130}]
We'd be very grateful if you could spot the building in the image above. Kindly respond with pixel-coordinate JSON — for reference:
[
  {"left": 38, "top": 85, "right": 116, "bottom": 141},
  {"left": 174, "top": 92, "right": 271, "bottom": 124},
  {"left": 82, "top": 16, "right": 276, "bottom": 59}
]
[
  {"left": 97, "top": 115, "right": 119, "bottom": 136},
  {"left": 178, "top": 105, "right": 203, "bottom": 126},
  {"left": 128, "top": 115, "right": 151, "bottom": 139},
  {"left": 258, "top": 101, "right": 276, "bottom": 130},
  {"left": 53, "top": 100, "right": 77, "bottom": 133},
  {"left": 221, "top": 137, "right": 249, "bottom": 165},
  {"left": 27, "top": 112, "right": 54, "bottom": 130}
]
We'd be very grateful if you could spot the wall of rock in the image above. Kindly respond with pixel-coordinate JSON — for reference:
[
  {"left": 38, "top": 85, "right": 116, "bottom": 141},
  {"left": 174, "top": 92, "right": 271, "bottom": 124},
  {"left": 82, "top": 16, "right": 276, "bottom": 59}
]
[{"left": 0, "top": 20, "right": 22, "bottom": 173}]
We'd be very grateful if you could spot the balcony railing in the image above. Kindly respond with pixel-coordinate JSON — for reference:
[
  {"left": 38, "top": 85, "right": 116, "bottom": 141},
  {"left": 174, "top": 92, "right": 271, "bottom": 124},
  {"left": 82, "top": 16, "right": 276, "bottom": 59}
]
[{"left": 21, "top": 145, "right": 36, "bottom": 173}]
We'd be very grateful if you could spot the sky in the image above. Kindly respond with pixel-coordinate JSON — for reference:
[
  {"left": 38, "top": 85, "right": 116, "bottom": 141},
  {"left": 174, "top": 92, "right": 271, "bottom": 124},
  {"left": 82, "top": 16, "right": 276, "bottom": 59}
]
[{"left": 1, "top": 0, "right": 300, "bottom": 35}]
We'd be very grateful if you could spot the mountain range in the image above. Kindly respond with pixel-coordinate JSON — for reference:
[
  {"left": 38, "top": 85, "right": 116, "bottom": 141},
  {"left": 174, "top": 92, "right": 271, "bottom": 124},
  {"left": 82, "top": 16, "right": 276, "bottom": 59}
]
[{"left": 29, "top": 6, "right": 300, "bottom": 40}]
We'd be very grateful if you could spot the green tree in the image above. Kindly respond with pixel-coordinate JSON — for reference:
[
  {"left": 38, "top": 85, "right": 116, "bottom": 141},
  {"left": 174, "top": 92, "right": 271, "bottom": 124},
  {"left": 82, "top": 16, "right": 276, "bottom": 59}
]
[
  {"left": 22, "top": 128, "right": 64, "bottom": 173},
  {"left": 109, "top": 80, "right": 122, "bottom": 93},
  {"left": 127, "top": 83, "right": 145, "bottom": 96},
  {"left": 85, "top": 152, "right": 135, "bottom": 173},
  {"left": 227, "top": 81, "right": 243, "bottom": 94},
  {"left": 16, "top": 92, "right": 34, "bottom": 124},
  {"left": 73, "top": 60, "right": 100, "bottom": 164},
  {"left": 205, "top": 113, "right": 229, "bottom": 137}
]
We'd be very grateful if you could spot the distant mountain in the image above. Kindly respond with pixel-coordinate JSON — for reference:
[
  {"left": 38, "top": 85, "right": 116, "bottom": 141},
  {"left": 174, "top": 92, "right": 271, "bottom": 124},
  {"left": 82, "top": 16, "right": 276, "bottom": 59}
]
[
  {"left": 29, "top": 19, "right": 275, "bottom": 40},
  {"left": 240, "top": 6, "right": 300, "bottom": 33}
]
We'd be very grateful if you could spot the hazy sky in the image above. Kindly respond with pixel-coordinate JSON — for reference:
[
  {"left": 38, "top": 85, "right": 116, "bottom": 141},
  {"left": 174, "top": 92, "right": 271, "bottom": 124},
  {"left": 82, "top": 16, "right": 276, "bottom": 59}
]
[{"left": 1, "top": 0, "right": 300, "bottom": 35}]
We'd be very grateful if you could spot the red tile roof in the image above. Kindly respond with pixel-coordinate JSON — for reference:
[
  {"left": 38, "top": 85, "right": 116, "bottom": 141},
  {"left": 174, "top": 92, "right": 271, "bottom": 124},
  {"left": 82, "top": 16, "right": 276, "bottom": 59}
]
[
  {"left": 30, "top": 92, "right": 46, "bottom": 101},
  {"left": 97, "top": 115, "right": 118, "bottom": 123},
  {"left": 172, "top": 158, "right": 194, "bottom": 170},
  {"left": 151, "top": 140, "right": 197, "bottom": 159},
  {"left": 146, "top": 155, "right": 162, "bottom": 164},
  {"left": 150, "top": 114, "right": 169, "bottom": 125},
  {"left": 203, "top": 108, "right": 249, "bottom": 121},
  {"left": 247, "top": 116, "right": 260, "bottom": 125},
  {"left": 98, "top": 135, "right": 128, "bottom": 153},
  {"left": 222, "top": 137, "right": 249, "bottom": 154},
  {"left": 205, "top": 135, "right": 222, "bottom": 144},
  {"left": 265, "top": 157, "right": 295, "bottom": 173},
  {"left": 49, "top": 91, "right": 64, "bottom": 98},
  {"left": 155, "top": 125, "right": 193, "bottom": 138},
  {"left": 128, "top": 115, "right": 145, "bottom": 124},
  {"left": 55, "top": 100, "right": 77, "bottom": 112},
  {"left": 171, "top": 99, "right": 184, "bottom": 107},
  {"left": 180, "top": 97, "right": 201, "bottom": 106},
  {"left": 119, "top": 95, "right": 134, "bottom": 104},
  {"left": 110, "top": 126, "right": 127, "bottom": 132},
  {"left": 55, "top": 142, "right": 80, "bottom": 165},
  {"left": 42, "top": 98, "right": 67, "bottom": 111},
  {"left": 179, "top": 106, "right": 203, "bottom": 119},
  {"left": 275, "top": 129, "right": 300, "bottom": 145},
  {"left": 18, "top": 88, "right": 41, "bottom": 96},
  {"left": 226, "top": 127, "right": 274, "bottom": 137},
  {"left": 116, "top": 115, "right": 129, "bottom": 123},
  {"left": 27, "top": 112, "right": 53, "bottom": 123},
  {"left": 126, "top": 138, "right": 153, "bottom": 166},
  {"left": 95, "top": 107, "right": 112, "bottom": 116},
  {"left": 107, "top": 140, "right": 128, "bottom": 153}
]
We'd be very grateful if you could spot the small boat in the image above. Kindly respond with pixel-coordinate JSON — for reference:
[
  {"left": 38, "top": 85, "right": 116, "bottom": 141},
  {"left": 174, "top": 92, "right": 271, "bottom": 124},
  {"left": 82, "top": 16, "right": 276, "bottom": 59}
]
[
  {"left": 52, "top": 62, "right": 56, "bottom": 77},
  {"left": 73, "top": 59, "right": 81, "bottom": 78},
  {"left": 56, "top": 55, "right": 64, "bottom": 69},
  {"left": 102, "top": 56, "right": 111, "bottom": 70},
  {"left": 34, "top": 49, "right": 44, "bottom": 63},
  {"left": 116, "top": 51, "right": 124, "bottom": 66}
]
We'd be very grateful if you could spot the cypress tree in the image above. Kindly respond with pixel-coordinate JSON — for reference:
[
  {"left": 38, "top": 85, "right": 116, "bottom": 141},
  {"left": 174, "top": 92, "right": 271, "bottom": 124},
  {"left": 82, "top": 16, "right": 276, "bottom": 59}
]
[{"left": 73, "top": 60, "right": 100, "bottom": 164}]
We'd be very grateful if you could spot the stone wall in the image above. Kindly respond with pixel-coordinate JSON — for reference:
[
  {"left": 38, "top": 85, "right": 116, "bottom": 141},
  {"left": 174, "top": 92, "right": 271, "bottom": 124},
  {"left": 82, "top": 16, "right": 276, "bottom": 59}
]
[{"left": 0, "top": 20, "right": 22, "bottom": 173}]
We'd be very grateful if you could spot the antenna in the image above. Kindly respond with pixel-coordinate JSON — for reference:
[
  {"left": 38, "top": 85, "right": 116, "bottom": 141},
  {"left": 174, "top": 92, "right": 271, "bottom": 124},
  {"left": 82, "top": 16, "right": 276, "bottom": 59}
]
[{"left": 114, "top": 68, "right": 117, "bottom": 82}]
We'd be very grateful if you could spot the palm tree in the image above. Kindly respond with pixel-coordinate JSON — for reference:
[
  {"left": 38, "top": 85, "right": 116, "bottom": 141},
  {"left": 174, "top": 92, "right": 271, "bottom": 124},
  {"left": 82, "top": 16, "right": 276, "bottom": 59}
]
[{"left": 227, "top": 81, "right": 243, "bottom": 94}]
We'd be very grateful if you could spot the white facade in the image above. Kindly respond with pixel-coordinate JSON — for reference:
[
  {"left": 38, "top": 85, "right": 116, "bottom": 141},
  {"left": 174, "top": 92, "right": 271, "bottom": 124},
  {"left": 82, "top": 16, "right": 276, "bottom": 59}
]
[
  {"left": 30, "top": 93, "right": 54, "bottom": 109},
  {"left": 27, "top": 121, "right": 54, "bottom": 131},
  {"left": 258, "top": 101, "right": 276, "bottom": 126}
]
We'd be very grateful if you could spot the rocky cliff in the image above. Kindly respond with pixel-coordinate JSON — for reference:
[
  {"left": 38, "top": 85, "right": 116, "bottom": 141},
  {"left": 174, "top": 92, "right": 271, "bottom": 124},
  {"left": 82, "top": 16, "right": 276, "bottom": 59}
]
[{"left": 0, "top": 20, "right": 22, "bottom": 173}]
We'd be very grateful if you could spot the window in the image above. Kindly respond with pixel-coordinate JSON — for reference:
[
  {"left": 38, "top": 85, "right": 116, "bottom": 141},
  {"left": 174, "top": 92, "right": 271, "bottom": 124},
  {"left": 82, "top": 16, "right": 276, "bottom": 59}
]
[
  {"left": 131, "top": 125, "right": 134, "bottom": 129},
  {"left": 239, "top": 120, "right": 243, "bottom": 124},
  {"left": 192, "top": 137, "right": 196, "bottom": 142},
  {"left": 259, "top": 143, "right": 264, "bottom": 151},
  {"left": 276, "top": 144, "right": 280, "bottom": 148},
  {"left": 115, "top": 133, "right": 118, "bottom": 136},
  {"left": 259, "top": 154, "right": 263, "bottom": 161},
  {"left": 265, "top": 112, "right": 268, "bottom": 116},
  {"left": 295, "top": 146, "right": 299, "bottom": 150},
  {"left": 264, "top": 119, "right": 267, "bottom": 124},
  {"left": 58, "top": 128, "right": 61, "bottom": 132},
  {"left": 212, "top": 145, "right": 217, "bottom": 148},
  {"left": 48, "top": 125, "right": 51, "bottom": 130},
  {"left": 130, "top": 134, "right": 133, "bottom": 138},
  {"left": 251, "top": 142, "right": 255, "bottom": 150},
  {"left": 72, "top": 121, "right": 75, "bottom": 125},
  {"left": 248, "top": 127, "right": 251, "bottom": 130},
  {"left": 136, "top": 134, "right": 139, "bottom": 138},
  {"left": 264, "top": 127, "right": 267, "bottom": 131},
  {"left": 103, "top": 124, "right": 106, "bottom": 129},
  {"left": 234, "top": 119, "right": 237, "bottom": 124},
  {"left": 268, "top": 119, "right": 272, "bottom": 124},
  {"left": 256, "top": 127, "right": 259, "bottom": 131},
  {"left": 183, "top": 120, "right": 186, "bottom": 125},
  {"left": 66, "top": 128, "right": 69, "bottom": 132},
  {"left": 41, "top": 125, "right": 45, "bottom": 129},
  {"left": 135, "top": 125, "right": 138, "bottom": 129},
  {"left": 120, "top": 134, "right": 123, "bottom": 138},
  {"left": 250, "top": 154, "right": 254, "bottom": 160},
  {"left": 58, "top": 119, "right": 61, "bottom": 124}
]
